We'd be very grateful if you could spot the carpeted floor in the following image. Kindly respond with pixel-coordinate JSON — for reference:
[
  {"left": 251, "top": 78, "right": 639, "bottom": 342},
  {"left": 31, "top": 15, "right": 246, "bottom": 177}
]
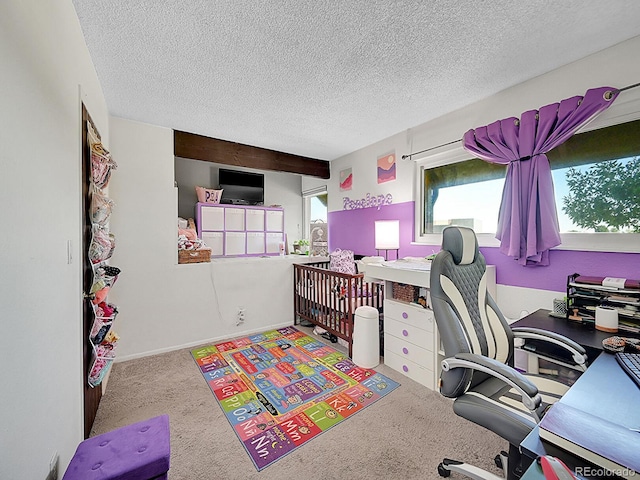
[{"left": 91, "top": 327, "right": 506, "bottom": 479}]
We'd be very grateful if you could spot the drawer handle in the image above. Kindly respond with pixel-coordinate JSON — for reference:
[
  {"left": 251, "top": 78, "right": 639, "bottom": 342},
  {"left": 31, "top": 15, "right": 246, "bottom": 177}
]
[
  {"left": 402, "top": 365, "right": 409, "bottom": 372},
  {"left": 402, "top": 347, "right": 409, "bottom": 355},
  {"left": 402, "top": 329, "right": 408, "bottom": 337},
  {"left": 402, "top": 312, "right": 408, "bottom": 319}
]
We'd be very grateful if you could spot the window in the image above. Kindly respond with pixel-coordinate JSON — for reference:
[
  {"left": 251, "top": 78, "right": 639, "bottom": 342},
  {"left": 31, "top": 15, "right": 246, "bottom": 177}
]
[
  {"left": 415, "top": 119, "right": 640, "bottom": 252},
  {"left": 302, "top": 187, "right": 328, "bottom": 256}
]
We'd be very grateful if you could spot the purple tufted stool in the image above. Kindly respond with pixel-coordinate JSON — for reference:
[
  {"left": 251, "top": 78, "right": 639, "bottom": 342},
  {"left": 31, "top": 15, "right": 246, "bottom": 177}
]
[{"left": 63, "top": 415, "right": 170, "bottom": 480}]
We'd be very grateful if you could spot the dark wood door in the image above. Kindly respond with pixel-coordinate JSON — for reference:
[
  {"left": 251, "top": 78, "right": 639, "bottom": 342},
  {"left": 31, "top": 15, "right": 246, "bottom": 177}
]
[{"left": 82, "top": 105, "right": 101, "bottom": 438}]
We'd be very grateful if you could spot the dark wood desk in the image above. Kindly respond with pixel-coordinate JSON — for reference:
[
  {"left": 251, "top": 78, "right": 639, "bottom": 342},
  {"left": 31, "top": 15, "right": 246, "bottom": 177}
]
[
  {"left": 511, "top": 308, "right": 638, "bottom": 360},
  {"left": 515, "top": 310, "right": 640, "bottom": 477}
]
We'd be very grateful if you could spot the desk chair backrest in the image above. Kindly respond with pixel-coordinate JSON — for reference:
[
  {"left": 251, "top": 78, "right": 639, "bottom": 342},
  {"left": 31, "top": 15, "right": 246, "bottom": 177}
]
[{"left": 430, "top": 226, "right": 514, "bottom": 398}]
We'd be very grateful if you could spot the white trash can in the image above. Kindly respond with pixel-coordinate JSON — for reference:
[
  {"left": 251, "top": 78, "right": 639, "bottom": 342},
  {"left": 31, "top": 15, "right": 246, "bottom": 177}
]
[{"left": 352, "top": 305, "right": 380, "bottom": 368}]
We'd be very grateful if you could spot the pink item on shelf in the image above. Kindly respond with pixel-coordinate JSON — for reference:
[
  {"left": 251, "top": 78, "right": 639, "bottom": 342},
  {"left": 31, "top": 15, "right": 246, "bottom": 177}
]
[
  {"left": 195, "top": 186, "right": 223, "bottom": 204},
  {"left": 178, "top": 227, "right": 197, "bottom": 241},
  {"left": 92, "top": 286, "right": 110, "bottom": 305},
  {"left": 89, "top": 225, "right": 115, "bottom": 264},
  {"left": 96, "top": 301, "right": 116, "bottom": 318},
  {"left": 90, "top": 142, "right": 118, "bottom": 189},
  {"left": 90, "top": 186, "right": 114, "bottom": 225}
]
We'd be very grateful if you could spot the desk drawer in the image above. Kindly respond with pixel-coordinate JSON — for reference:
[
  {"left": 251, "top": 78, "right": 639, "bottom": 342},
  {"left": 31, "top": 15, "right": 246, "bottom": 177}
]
[
  {"left": 384, "top": 349, "right": 434, "bottom": 389},
  {"left": 384, "top": 317, "right": 433, "bottom": 349},
  {"left": 385, "top": 300, "right": 433, "bottom": 332},
  {"left": 384, "top": 333, "right": 434, "bottom": 370}
]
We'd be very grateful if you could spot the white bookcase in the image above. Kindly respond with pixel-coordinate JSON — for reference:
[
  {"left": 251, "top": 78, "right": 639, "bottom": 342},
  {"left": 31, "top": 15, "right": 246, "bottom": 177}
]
[{"left": 196, "top": 203, "right": 284, "bottom": 257}]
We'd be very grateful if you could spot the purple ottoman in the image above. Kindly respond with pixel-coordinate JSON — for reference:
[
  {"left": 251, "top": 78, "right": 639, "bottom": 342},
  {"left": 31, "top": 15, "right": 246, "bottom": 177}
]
[{"left": 63, "top": 415, "right": 170, "bottom": 480}]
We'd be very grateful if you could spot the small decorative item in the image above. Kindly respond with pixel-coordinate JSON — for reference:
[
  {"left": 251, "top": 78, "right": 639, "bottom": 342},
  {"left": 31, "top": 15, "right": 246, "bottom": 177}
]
[
  {"left": 552, "top": 298, "right": 568, "bottom": 318},
  {"left": 294, "top": 239, "right": 310, "bottom": 255},
  {"left": 310, "top": 222, "right": 328, "bottom": 256},
  {"left": 195, "top": 186, "right": 223, "bottom": 204},
  {"left": 568, "top": 308, "right": 582, "bottom": 322},
  {"left": 377, "top": 151, "right": 396, "bottom": 184}
]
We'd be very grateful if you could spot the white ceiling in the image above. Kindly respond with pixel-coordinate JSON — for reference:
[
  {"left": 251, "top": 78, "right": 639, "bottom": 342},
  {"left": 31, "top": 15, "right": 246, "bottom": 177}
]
[{"left": 72, "top": 1, "right": 640, "bottom": 161}]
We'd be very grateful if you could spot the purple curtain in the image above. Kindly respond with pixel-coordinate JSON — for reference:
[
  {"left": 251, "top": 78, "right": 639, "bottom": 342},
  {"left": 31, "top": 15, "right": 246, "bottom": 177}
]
[{"left": 462, "top": 86, "right": 618, "bottom": 266}]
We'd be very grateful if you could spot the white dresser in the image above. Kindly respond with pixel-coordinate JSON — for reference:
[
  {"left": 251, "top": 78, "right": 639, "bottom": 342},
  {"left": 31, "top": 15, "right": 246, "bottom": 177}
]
[
  {"left": 366, "top": 261, "right": 497, "bottom": 390},
  {"left": 383, "top": 299, "right": 438, "bottom": 388},
  {"left": 365, "top": 262, "right": 441, "bottom": 390}
]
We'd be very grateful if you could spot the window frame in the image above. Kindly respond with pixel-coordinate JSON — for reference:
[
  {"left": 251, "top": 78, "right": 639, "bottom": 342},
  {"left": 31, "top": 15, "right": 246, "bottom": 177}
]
[
  {"left": 413, "top": 123, "right": 640, "bottom": 254},
  {"left": 302, "top": 185, "right": 328, "bottom": 241}
]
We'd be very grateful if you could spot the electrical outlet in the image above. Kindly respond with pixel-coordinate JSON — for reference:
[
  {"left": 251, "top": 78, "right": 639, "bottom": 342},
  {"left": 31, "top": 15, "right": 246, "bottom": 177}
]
[
  {"left": 46, "top": 452, "right": 59, "bottom": 480},
  {"left": 236, "top": 307, "right": 246, "bottom": 325}
]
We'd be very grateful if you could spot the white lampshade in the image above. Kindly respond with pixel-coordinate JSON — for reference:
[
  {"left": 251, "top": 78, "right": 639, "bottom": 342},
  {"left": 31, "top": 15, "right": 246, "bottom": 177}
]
[{"left": 374, "top": 220, "right": 400, "bottom": 249}]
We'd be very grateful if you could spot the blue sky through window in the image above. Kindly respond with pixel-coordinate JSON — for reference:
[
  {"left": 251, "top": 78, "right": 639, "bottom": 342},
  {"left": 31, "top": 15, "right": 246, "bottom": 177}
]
[{"left": 432, "top": 157, "right": 636, "bottom": 234}]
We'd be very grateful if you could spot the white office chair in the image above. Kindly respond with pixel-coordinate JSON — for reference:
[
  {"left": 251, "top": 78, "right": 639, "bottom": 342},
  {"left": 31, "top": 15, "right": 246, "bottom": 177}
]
[{"left": 430, "top": 226, "right": 588, "bottom": 479}]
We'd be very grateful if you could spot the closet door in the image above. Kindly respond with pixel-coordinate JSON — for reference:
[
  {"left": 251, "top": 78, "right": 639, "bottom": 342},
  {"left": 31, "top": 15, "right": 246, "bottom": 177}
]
[{"left": 82, "top": 105, "right": 101, "bottom": 438}]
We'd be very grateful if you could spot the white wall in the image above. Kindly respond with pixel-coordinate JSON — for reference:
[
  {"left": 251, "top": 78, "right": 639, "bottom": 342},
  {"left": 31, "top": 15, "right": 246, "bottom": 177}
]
[
  {"left": 108, "top": 117, "right": 315, "bottom": 361},
  {"left": 0, "top": 1, "right": 109, "bottom": 478}
]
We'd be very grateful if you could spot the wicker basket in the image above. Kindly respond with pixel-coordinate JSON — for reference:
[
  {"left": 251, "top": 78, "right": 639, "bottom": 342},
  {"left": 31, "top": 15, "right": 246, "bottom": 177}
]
[
  {"left": 392, "top": 282, "right": 417, "bottom": 303},
  {"left": 178, "top": 248, "right": 211, "bottom": 264},
  {"left": 178, "top": 217, "right": 211, "bottom": 264}
]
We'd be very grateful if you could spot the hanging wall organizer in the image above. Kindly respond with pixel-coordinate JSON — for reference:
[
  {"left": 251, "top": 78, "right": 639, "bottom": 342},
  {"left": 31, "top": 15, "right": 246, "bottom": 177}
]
[{"left": 86, "top": 122, "right": 120, "bottom": 387}]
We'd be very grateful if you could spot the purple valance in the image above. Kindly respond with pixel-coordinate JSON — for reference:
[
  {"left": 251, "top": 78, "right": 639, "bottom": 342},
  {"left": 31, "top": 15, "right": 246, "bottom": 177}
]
[{"left": 463, "top": 86, "right": 618, "bottom": 266}]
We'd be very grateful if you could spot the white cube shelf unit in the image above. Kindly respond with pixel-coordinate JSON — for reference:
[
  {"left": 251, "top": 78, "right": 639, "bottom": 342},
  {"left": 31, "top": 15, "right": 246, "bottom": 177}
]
[{"left": 196, "top": 203, "right": 284, "bottom": 257}]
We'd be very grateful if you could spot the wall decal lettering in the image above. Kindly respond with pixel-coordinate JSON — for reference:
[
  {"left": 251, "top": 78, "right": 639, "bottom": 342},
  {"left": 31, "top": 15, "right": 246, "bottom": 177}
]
[{"left": 343, "top": 193, "right": 393, "bottom": 210}]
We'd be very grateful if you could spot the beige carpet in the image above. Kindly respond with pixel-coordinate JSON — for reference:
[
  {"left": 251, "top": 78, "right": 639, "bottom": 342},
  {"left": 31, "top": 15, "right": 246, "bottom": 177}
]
[{"left": 91, "top": 327, "right": 506, "bottom": 479}]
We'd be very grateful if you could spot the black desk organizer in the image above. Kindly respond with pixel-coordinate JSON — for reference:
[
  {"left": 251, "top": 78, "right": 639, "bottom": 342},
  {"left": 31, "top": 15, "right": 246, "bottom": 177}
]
[{"left": 566, "top": 273, "right": 640, "bottom": 334}]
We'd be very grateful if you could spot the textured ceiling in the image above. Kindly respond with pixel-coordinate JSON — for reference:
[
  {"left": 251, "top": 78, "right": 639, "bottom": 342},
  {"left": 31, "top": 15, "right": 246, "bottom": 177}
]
[{"left": 72, "top": 1, "right": 640, "bottom": 161}]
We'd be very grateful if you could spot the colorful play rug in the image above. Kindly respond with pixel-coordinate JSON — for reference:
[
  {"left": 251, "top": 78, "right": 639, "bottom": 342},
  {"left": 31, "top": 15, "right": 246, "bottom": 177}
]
[{"left": 191, "top": 326, "right": 400, "bottom": 470}]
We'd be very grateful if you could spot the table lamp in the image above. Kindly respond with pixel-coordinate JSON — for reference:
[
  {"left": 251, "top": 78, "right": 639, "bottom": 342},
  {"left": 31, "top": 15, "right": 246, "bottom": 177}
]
[{"left": 374, "top": 220, "right": 399, "bottom": 260}]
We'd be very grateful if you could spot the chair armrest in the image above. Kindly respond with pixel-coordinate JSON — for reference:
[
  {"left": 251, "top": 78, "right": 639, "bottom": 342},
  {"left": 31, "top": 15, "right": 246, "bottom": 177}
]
[
  {"left": 442, "top": 352, "right": 541, "bottom": 413},
  {"left": 511, "top": 327, "right": 588, "bottom": 369}
]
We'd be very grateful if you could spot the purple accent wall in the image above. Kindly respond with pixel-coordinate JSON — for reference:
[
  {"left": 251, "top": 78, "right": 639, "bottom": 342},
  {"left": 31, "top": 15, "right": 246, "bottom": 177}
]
[{"left": 328, "top": 201, "right": 640, "bottom": 292}]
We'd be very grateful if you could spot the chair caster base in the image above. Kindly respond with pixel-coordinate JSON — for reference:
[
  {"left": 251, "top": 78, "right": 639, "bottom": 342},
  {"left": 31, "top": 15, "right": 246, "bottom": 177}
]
[
  {"left": 438, "top": 462, "right": 451, "bottom": 477},
  {"left": 495, "top": 451, "right": 508, "bottom": 470},
  {"left": 437, "top": 456, "right": 506, "bottom": 480}
]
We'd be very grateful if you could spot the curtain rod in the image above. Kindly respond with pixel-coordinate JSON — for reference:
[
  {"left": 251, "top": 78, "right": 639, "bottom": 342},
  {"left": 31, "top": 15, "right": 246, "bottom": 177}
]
[{"left": 401, "top": 81, "right": 640, "bottom": 160}]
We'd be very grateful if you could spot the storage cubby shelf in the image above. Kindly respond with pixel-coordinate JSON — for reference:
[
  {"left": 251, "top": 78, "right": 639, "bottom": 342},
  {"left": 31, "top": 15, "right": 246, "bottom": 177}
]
[{"left": 196, "top": 202, "right": 285, "bottom": 257}]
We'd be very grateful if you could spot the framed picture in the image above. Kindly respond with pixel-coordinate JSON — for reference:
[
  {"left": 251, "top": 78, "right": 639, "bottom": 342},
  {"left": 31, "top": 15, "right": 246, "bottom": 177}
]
[
  {"left": 377, "top": 151, "right": 396, "bottom": 184},
  {"left": 339, "top": 167, "right": 353, "bottom": 191}
]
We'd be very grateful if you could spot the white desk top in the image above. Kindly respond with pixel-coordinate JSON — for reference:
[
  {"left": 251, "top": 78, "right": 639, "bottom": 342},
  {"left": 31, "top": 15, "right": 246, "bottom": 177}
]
[{"left": 364, "top": 261, "right": 431, "bottom": 288}]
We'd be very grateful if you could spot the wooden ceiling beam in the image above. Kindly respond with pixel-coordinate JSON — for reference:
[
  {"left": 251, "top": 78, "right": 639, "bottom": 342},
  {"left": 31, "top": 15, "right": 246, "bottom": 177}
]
[{"left": 174, "top": 130, "right": 330, "bottom": 179}]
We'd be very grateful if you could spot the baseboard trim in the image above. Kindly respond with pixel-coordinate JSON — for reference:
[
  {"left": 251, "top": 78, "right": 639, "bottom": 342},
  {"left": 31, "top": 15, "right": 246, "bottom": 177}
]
[{"left": 115, "top": 320, "right": 294, "bottom": 362}]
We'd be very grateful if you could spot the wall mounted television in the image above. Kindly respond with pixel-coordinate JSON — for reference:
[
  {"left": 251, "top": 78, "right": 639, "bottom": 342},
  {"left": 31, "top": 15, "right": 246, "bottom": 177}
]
[{"left": 218, "top": 168, "right": 264, "bottom": 205}]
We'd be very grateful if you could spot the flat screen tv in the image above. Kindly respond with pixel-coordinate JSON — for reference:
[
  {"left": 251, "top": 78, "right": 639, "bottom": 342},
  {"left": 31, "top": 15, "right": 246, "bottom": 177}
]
[{"left": 218, "top": 168, "right": 264, "bottom": 205}]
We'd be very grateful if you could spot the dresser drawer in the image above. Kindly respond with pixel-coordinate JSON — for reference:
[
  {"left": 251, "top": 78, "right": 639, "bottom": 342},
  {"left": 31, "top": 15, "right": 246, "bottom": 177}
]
[
  {"left": 384, "top": 300, "right": 434, "bottom": 332},
  {"left": 200, "top": 205, "right": 225, "bottom": 230},
  {"left": 384, "top": 317, "right": 433, "bottom": 349},
  {"left": 384, "top": 333, "right": 434, "bottom": 370},
  {"left": 384, "top": 349, "right": 434, "bottom": 389}
]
